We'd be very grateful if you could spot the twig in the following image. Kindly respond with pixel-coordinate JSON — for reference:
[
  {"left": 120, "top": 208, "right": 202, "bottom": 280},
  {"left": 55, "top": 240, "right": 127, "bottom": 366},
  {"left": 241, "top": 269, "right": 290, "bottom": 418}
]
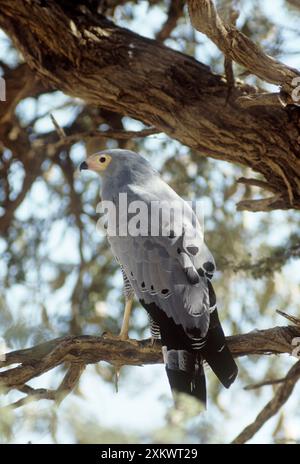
[
  {"left": 224, "top": 56, "right": 235, "bottom": 102},
  {"left": 232, "top": 360, "right": 300, "bottom": 444},
  {"left": 276, "top": 310, "right": 300, "bottom": 326},
  {"left": 50, "top": 113, "right": 66, "bottom": 138},
  {"left": 46, "top": 127, "right": 160, "bottom": 150},
  {"left": 155, "top": 0, "right": 185, "bottom": 42},
  {"left": 236, "top": 194, "right": 294, "bottom": 212},
  {"left": 237, "top": 177, "right": 278, "bottom": 193},
  {"left": 244, "top": 377, "right": 289, "bottom": 391},
  {"left": 0, "top": 386, "right": 57, "bottom": 413},
  {"left": 244, "top": 350, "right": 300, "bottom": 391}
]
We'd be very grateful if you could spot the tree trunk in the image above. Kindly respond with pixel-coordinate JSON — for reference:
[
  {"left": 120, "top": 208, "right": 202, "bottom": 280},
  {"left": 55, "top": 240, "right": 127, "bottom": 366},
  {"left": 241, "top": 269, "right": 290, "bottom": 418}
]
[{"left": 1, "top": 0, "right": 300, "bottom": 210}]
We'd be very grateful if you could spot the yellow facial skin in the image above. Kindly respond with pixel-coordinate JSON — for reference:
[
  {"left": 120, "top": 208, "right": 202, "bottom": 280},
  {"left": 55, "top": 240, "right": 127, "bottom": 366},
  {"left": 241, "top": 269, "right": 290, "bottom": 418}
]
[{"left": 83, "top": 153, "right": 112, "bottom": 173}]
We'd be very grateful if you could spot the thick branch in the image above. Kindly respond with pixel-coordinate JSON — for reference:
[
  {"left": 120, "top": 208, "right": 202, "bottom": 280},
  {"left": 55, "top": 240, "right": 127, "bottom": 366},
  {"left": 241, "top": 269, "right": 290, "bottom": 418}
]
[
  {"left": 0, "top": 1, "right": 300, "bottom": 210},
  {"left": 187, "top": 0, "right": 300, "bottom": 93},
  {"left": 0, "top": 325, "right": 299, "bottom": 392}
]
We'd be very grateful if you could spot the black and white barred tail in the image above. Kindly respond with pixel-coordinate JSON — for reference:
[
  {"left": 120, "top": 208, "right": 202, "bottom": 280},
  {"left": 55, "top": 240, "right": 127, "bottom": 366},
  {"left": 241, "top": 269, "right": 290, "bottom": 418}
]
[{"left": 140, "top": 280, "right": 238, "bottom": 407}]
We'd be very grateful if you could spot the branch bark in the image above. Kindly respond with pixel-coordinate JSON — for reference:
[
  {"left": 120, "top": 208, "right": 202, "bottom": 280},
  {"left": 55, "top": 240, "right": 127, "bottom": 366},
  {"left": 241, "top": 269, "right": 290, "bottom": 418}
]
[
  {"left": 187, "top": 0, "right": 300, "bottom": 93},
  {"left": 0, "top": 324, "right": 299, "bottom": 392},
  {"left": 1, "top": 322, "right": 299, "bottom": 444},
  {"left": 0, "top": 1, "right": 300, "bottom": 210}
]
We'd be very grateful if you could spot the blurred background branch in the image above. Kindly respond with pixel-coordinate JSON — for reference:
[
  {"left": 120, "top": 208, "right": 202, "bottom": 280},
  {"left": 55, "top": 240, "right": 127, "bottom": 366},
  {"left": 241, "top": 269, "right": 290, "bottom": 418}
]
[{"left": 232, "top": 360, "right": 300, "bottom": 444}]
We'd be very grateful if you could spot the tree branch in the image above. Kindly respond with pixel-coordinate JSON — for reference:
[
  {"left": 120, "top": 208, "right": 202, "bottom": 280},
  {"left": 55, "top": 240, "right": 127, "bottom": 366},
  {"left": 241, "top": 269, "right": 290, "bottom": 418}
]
[
  {"left": 0, "top": 364, "right": 84, "bottom": 412},
  {"left": 0, "top": 63, "right": 48, "bottom": 125},
  {"left": 46, "top": 126, "right": 160, "bottom": 151},
  {"left": 244, "top": 376, "right": 289, "bottom": 391},
  {"left": 286, "top": 0, "right": 300, "bottom": 10},
  {"left": 0, "top": 325, "right": 299, "bottom": 404},
  {"left": 155, "top": 0, "right": 185, "bottom": 42},
  {"left": 187, "top": 0, "right": 300, "bottom": 94},
  {"left": 232, "top": 360, "right": 300, "bottom": 444}
]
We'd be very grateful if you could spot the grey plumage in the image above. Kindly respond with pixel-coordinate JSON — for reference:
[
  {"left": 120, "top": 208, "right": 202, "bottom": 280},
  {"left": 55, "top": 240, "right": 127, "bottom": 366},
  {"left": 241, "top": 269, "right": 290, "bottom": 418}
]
[
  {"left": 103, "top": 151, "right": 213, "bottom": 340},
  {"left": 81, "top": 149, "right": 238, "bottom": 405}
]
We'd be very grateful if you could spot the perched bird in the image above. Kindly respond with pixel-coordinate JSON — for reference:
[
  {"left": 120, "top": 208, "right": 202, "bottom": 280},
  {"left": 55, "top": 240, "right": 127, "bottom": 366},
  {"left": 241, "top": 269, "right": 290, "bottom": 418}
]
[{"left": 80, "top": 149, "right": 238, "bottom": 407}]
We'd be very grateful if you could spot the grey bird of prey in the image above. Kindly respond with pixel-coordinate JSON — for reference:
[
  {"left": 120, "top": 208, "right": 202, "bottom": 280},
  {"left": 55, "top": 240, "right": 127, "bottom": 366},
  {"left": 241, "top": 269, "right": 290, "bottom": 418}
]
[{"left": 80, "top": 149, "right": 238, "bottom": 406}]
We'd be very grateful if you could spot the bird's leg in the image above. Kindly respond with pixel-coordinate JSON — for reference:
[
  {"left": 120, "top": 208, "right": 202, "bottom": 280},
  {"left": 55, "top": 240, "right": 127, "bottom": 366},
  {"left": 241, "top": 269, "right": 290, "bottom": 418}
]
[
  {"left": 112, "top": 297, "right": 133, "bottom": 393},
  {"left": 149, "top": 315, "right": 161, "bottom": 346},
  {"left": 151, "top": 337, "right": 158, "bottom": 347},
  {"left": 119, "top": 296, "right": 133, "bottom": 340}
]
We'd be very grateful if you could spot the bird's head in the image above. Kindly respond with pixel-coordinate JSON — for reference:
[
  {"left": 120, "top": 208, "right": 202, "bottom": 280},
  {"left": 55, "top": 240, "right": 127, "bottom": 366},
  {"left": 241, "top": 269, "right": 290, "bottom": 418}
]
[
  {"left": 79, "top": 149, "right": 155, "bottom": 179},
  {"left": 80, "top": 151, "right": 113, "bottom": 174}
]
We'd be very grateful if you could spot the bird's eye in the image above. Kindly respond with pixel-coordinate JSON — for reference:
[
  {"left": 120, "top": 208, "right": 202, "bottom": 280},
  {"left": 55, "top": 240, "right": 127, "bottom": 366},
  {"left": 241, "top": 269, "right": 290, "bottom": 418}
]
[{"left": 99, "top": 156, "right": 106, "bottom": 163}]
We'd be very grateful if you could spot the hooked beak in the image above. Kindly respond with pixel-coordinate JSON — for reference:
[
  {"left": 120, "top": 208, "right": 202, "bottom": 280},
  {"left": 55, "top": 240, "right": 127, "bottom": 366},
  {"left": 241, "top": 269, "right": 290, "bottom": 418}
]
[{"left": 79, "top": 161, "right": 88, "bottom": 171}]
